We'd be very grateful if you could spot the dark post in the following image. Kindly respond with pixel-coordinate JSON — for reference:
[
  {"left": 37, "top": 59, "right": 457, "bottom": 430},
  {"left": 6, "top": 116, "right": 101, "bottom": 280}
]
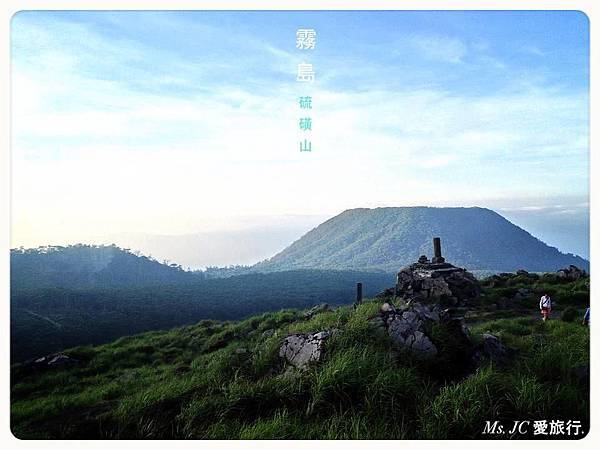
[
  {"left": 433, "top": 237, "right": 442, "bottom": 258},
  {"left": 432, "top": 237, "right": 445, "bottom": 263},
  {"left": 356, "top": 282, "right": 363, "bottom": 305}
]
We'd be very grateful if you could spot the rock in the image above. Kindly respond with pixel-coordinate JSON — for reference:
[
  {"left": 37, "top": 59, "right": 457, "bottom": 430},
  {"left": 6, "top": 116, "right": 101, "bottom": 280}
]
[
  {"left": 28, "top": 353, "right": 80, "bottom": 370},
  {"left": 388, "top": 238, "right": 482, "bottom": 306},
  {"left": 234, "top": 347, "right": 248, "bottom": 354},
  {"left": 412, "top": 302, "right": 440, "bottom": 322},
  {"left": 516, "top": 269, "right": 529, "bottom": 276},
  {"left": 389, "top": 315, "right": 419, "bottom": 340},
  {"left": 380, "top": 302, "right": 397, "bottom": 314},
  {"left": 375, "top": 299, "right": 482, "bottom": 370},
  {"left": 303, "top": 303, "right": 331, "bottom": 319},
  {"left": 48, "top": 355, "right": 72, "bottom": 366},
  {"left": 513, "top": 288, "right": 531, "bottom": 300},
  {"left": 394, "top": 262, "right": 480, "bottom": 306},
  {"left": 418, "top": 255, "right": 430, "bottom": 264},
  {"left": 279, "top": 331, "right": 332, "bottom": 370},
  {"left": 261, "top": 329, "right": 275, "bottom": 338},
  {"left": 408, "top": 331, "right": 438, "bottom": 358},
  {"left": 385, "top": 302, "right": 440, "bottom": 359},
  {"left": 556, "top": 265, "right": 586, "bottom": 281},
  {"left": 481, "top": 333, "right": 513, "bottom": 365}
]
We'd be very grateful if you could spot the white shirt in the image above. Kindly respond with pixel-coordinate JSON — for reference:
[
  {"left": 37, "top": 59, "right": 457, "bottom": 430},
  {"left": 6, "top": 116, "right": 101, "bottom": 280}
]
[{"left": 540, "top": 295, "right": 552, "bottom": 309}]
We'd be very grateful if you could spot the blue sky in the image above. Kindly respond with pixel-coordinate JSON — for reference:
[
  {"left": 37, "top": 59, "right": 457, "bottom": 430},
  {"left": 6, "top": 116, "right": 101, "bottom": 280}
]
[{"left": 11, "top": 11, "right": 590, "bottom": 261}]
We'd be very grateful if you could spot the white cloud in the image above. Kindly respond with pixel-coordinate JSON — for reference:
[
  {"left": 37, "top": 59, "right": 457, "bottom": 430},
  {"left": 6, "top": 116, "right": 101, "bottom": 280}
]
[
  {"left": 10, "top": 15, "right": 589, "bottom": 249},
  {"left": 409, "top": 35, "right": 467, "bottom": 64}
]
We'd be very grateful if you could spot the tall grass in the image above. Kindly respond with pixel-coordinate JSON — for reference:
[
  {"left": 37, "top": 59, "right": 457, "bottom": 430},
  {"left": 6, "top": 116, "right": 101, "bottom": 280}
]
[{"left": 11, "top": 297, "right": 589, "bottom": 439}]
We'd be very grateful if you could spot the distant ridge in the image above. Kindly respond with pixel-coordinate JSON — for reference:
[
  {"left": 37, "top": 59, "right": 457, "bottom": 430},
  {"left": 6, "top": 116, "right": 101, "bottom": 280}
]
[
  {"left": 10, "top": 244, "right": 195, "bottom": 290},
  {"left": 255, "top": 207, "right": 589, "bottom": 273}
]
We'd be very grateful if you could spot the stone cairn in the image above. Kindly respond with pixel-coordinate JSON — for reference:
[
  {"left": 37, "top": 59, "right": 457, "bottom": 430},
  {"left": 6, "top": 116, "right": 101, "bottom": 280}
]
[
  {"left": 373, "top": 238, "right": 488, "bottom": 360},
  {"left": 391, "top": 237, "right": 481, "bottom": 307}
]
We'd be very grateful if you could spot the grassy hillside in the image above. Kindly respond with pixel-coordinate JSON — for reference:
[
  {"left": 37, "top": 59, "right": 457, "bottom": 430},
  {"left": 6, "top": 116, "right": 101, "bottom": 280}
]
[
  {"left": 256, "top": 207, "right": 589, "bottom": 273},
  {"left": 11, "top": 274, "right": 589, "bottom": 439}
]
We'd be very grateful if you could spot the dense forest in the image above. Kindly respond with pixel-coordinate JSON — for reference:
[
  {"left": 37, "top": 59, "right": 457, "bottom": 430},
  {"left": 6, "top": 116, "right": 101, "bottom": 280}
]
[
  {"left": 256, "top": 207, "right": 589, "bottom": 273},
  {"left": 11, "top": 261, "right": 392, "bottom": 362},
  {"left": 10, "top": 244, "right": 198, "bottom": 289}
]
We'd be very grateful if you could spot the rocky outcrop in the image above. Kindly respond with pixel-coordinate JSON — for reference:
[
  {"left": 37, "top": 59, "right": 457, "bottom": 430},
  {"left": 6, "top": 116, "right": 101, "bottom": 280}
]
[
  {"left": 22, "top": 353, "right": 80, "bottom": 373},
  {"left": 377, "top": 301, "right": 459, "bottom": 359},
  {"left": 376, "top": 301, "right": 516, "bottom": 371},
  {"left": 556, "top": 265, "right": 587, "bottom": 281},
  {"left": 279, "top": 331, "right": 333, "bottom": 370}
]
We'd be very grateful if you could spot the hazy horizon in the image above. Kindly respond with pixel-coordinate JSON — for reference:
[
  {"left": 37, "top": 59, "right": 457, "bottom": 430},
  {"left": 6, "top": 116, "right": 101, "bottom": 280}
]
[{"left": 11, "top": 202, "right": 590, "bottom": 269}]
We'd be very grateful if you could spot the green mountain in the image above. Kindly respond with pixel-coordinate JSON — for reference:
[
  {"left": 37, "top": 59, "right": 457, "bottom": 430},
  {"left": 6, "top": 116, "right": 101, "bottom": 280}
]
[{"left": 255, "top": 207, "right": 589, "bottom": 273}]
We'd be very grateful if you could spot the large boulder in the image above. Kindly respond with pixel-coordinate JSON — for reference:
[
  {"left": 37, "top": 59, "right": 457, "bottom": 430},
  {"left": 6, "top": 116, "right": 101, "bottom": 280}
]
[{"left": 279, "top": 331, "right": 332, "bottom": 370}]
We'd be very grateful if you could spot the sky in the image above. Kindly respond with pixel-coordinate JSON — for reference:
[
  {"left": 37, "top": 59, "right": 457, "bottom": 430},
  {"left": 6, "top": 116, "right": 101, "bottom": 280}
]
[{"left": 10, "top": 11, "right": 590, "bottom": 264}]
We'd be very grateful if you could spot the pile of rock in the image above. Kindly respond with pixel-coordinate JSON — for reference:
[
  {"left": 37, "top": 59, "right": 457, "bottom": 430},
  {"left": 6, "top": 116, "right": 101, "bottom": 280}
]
[
  {"left": 389, "top": 238, "right": 481, "bottom": 306},
  {"left": 556, "top": 265, "right": 587, "bottom": 281}
]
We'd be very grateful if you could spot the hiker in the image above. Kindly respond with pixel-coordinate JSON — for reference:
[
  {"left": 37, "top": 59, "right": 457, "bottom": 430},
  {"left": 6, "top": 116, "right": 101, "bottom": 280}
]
[
  {"left": 539, "top": 293, "right": 552, "bottom": 321},
  {"left": 583, "top": 307, "right": 590, "bottom": 326}
]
